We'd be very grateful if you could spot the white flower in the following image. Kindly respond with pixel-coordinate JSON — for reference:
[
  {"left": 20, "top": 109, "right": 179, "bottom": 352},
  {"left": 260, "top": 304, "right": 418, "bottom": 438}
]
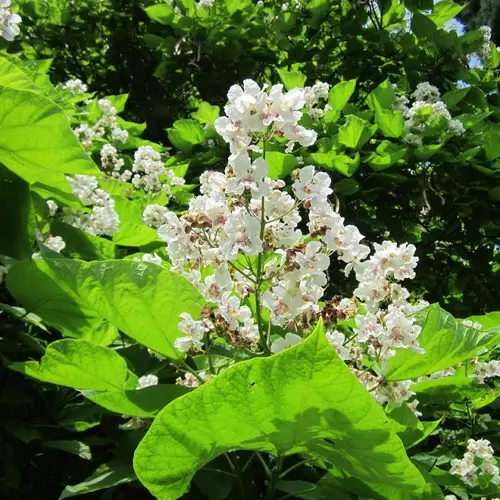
[
  {"left": 477, "top": 413, "right": 492, "bottom": 430},
  {"left": 412, "top": 82, "right": 441, "bottom": 103},
  {"left": 326, "top": 330, "right": 350, "bottom": 360},
  {"left": 62, "top": 78, "right": 88, "bottom": 96},
  {"left": 296, "top": 240, "right": 330, "bottom": 279},
  {"left": 44, "top": 236, "right": 66, "bottom": 253},
  {"left": 174, "top": 312, "right": 212, "bottom": 353},
  {"left": 270, "top": 333, "right": 302, "bottom": 353},
  {"left": 138, "top": 374, "right": 159, "bottom": 389},
  {"left": 47, "top": 199, "right": 58, "bottom": 216},
  {"left": 218, "top": 293, "right": 252, "bottom": 330},
  {"left": 292, "top": 165, "right": 332, "bottom": 204},
  {"left": 143, "top": 204, "right": 170, "bottom": 228},
  {"left": 0, "top": 0, "right": 21, "bottom": 41},
  {"left": 0, "top": 265, "right": 6, "bottom": 285},
  {"left": 226, "top": 156, "right": 271, "bottom": 198},
  {"left": 134, "top": 253, "right": 162, "bottom": 265}
]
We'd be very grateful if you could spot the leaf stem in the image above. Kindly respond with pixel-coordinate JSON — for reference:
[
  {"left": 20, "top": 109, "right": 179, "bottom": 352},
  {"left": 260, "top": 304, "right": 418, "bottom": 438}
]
[
  {"left": 224, "top": 453, "right": 246, "bottom": 500},
  {"left": 255, "top": 141, "right": 270, "bottom": 354},
  {"left": 256, "top": 451, "right": 271, "bottom": 477},
  {"left": 180, "top": 361, "right": 205, "bottom": 384},
  {"left": 278, "top": 459, "right": 309, "bottom": 479}
]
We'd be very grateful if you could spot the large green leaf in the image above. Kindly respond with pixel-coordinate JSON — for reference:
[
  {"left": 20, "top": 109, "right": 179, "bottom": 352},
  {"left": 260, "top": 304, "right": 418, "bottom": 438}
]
[
  {"left": 15, "top": 259, "right": 204, "bottom": 360},
  {"left": 327, "top": 79, "right": 356, "bottom": 121},
  {"left": 51, "top": 221, "right": 117, "bottom": 260},
  {"left": 134, "top": 322, "right": 431, "bottom": 500},
  {"left": 0, "top": 55, "right": 40, "bottom": 91},
  {"left": 338, "top": 115, "right": 373, "bottom": 149},
  {"left": 277, "top": 69, "right": 307, "bottom": 90},
  {"left": 375, "top": 110, "right": 404, "bottom": 138},
  {"left": 59, "top": 460, "right": 136, "bottom": 499},
  {"left": 7, "top": 259, "right": 118, "bottom": 346},
  {"left": 0, "top": 166, "right": 34, "bottom": 259},
  {"left": 167, "top": 119, "right": 205, "bottom": 152},
  {"left": 0, "top": 86, "right": 100, "bottom": 192},
  {"left": 7, "top": 339, "right": 128, "bottom": 391},
  {"left": 386, "top": 304, "right": 500, "bottom": 381},
  {"left": 428, "top": 0, "right": 464, "bottom": 27},
  {"left": 309, "top": 152, "right": 360, "bottom": 177},
  {"left": 87, "top": 385, "right": 191, "bottom": 418},
  {"left": 366, "top": 78, "right": 395, "bottom": 112},
  {"left": 266, "top": 151, "right": 298, "bottom": 179},
  {"left": 191, "top": 102, "right": 220, "bottom": 125}
]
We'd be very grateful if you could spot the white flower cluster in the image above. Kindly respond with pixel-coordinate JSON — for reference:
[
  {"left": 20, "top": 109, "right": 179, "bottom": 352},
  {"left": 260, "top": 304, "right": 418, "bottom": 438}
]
[
  {"left": 176, "top": 371, "right": 209, "bottom": 388},
  {"left": 137, "top": 374, "right": 158, "bottom": 389},
  {"left": 61, "top": 78, "right": 88, "bottom": 96},
  {"left": 450, "top": 438, "right": 500, "bottom": 487},
  {"left": 197, "top": 0, "right": 213, "bottom": 7},
  {"left": 35, "top": 229, "right": 66, "bottom": 254},
  {"left": 63, "top": 175, "right": 120, "bottom": 236},
  {"left": 478, "top": 25, "right": 492, "bottom": 60},
  {"left": 463, "top": 319, "right": 483, "bottom": 329},
  {"left": 472, "top": 360, "right": 500, "bottom": 384},
  {"left": 394, "top": 83, "right": 465, "bottom": 147},
  {"left": 131, "top": 146, "right": 184, "bottom": 193},
  {"left": 74, "top": 98, "right": 129, "bottom": 149},
  {"left": 157, "top": 80, "right": 426, "bottom": 407},
  {"left": 214, "top": 79, "right": 317, "bottom": 160},
  {"left": 142, "top": 204, "right": 170, "bottom": 228},
  {"left": 100, "top": 143, "right": 131, "bottom": 182},
  {"left": 304, "top": 81, "right": 332, "bottom": 120},
  {"left": 0, "top": 0, "right": 21, "bottom": 41},
  {"left": 353, "top": 241, "right": 425, "bottom": 360},
  {"left": 133, "top": 253, "right": 162, "bottom": 266}
]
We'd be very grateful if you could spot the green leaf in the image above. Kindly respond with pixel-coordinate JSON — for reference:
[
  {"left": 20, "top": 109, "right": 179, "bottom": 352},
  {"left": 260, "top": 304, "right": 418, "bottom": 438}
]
[
  {"left": 441, "top": 87, "right": 470, "bottom": 109},
  {"left": 466, "top": 311, "right": 500, "bottom": 329},
  {"left": 114, "top": 222, "right": 159, "bottom": 247},
  {"left": 0, "top": 86, "right": 100, "bottom": 192},
  {"left": 411, "top": 12, "right": 437, "bottom": 39},
  {"left": 308, "top": 152, "right": 360, "bottom": 177},
  {"left": 6, "top": 259, "right": 118, "bottom": 346},
  {"left": 167, "top": 119, "right": 205, "bottom": 152},
  {"left": 266, "top": 151, "right": 298, "bottom": 179},
  {"left": 413, "top": 375, "right": 500, "bottom": 409},
  {"left": 134, "top": 321, "right": 431, "bottom": 500},
  {"left": 0, "top": 166, "right": 34, "bottom": 259},
  {"left": 338, "top": 115, "right": 373, "bottom": 149},
  {"left": 368, "top": 141, "right": 408, "bottom": 170},
  {"left": 413, "top": 144, "right": 441, "bottom": 160},
  {"left": 58, "top": 460, "right": 136, "bottom": 499},
  {"left": 43, "top": 440, "right": 92, "bottom": 460},
  {"left": 0, "top": 55, "right": 41, "bottom": 91},
  {"left": 0, "top": 303, "right": 47, "bottom": 331},
  {"left": 277, "top": 480, "right": 317, "bottom": 497},
  {"left": 375, "top": 109, "right": 405, "bottom": 138},
  {"left": 277, "top": 69, "right": 307, "bottom": 90},
  {"left": 386, "top": 304, "right": 500, "bottom": 381},
  {"left": 484, "top": 130, "right": 500, "bottom": 161},
  {"left": 327, "top": 79, "right": 356, "bottom": 122},
  {"left": 191, "top": 102, "right": 220, "bottom": 126},
  {"left": 367, "top": 78, "right": 395, "bottom": 112},
  {"left": 7, "top": 339, "right": 128, "bottom": 391},
  {"left": 428, "top": 1, "right": 464, "bottom": 27},
  {"left": 20, "top": 259, "right": 204, "bottom": 360},
  {"left": 51, "top": 221, "right": 117, "bottom": 260},
  {"left": 87, "top": 385, "right": 191, "bottom": 418},
  {"left": 335, "top": 178, "right": 359, "bottom": 195},
  {"left": 387, "top": 405, "right": 441, "bottom": 450}
]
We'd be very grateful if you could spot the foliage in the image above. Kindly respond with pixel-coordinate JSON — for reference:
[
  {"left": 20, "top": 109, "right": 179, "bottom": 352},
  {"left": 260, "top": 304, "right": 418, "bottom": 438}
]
[{"left": 0, "top": 1, "right": 499, "bottom": 500}]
